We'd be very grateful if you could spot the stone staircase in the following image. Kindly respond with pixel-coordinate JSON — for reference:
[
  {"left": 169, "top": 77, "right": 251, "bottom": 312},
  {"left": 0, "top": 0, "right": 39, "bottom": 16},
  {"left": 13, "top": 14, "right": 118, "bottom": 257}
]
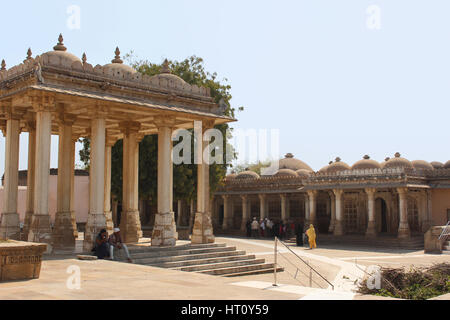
[
  {"left": 128, "top": 243, "right": 283, "bottom": 277},
  {"left": 285, "top": 234, "right": 425, "bottom": 250}
]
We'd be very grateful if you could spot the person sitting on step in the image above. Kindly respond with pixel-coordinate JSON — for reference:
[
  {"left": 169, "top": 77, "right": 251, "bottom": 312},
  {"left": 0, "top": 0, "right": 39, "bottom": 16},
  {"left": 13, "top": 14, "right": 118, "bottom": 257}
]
[
  {"left": 108, "top": 228, "right": 133, "bottom": 263},
  {"left": 93, "top": 229, "right": 110, "bottom": 259}
]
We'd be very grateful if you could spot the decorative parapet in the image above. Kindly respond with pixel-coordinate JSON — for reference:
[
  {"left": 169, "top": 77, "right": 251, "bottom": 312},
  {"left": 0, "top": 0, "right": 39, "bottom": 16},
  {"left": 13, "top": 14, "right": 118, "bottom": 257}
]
[{"left": 0, "top": 54, "right": 212, "bottom": 100}]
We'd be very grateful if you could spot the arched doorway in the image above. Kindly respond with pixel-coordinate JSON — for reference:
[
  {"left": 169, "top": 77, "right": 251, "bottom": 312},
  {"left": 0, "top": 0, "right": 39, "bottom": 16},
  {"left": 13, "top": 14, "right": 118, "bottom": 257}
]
[{"left": 375, "top": 198, "right": 388, "bottom": 233}]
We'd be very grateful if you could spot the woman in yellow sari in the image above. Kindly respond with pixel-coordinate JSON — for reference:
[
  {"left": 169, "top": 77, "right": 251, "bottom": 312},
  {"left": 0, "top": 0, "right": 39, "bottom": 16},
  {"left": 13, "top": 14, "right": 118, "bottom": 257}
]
[{"left": 306, "top": 224, "right": 317, "bottom": 249}]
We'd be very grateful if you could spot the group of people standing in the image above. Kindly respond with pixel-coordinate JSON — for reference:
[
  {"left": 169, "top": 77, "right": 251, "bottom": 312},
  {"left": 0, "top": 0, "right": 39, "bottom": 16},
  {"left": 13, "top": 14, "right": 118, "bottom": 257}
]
[
  {"left": 247, "top": 218, "right": 295, "bottom": 240},
  {"left": 246, "top": 217, "right": 318, "bottom": 250}
]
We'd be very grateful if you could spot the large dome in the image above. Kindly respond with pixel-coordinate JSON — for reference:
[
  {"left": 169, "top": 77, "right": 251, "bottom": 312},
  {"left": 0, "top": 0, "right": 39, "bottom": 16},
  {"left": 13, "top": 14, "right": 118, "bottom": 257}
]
[
  {"left": 327, "top": 157, "right": 351, "bottom": 173},
  {"left": 235, "top": 171, "right": 260, "bottom": 180},
  {"left": 384, "top": 153, "right": 413, "bottom": 169},
  {"left": 352, "top": 155, "right": 381, "bottom": 170},
  {"left": 296, "top": 169, "right": 312, "bottom": 178},
  {"left": 279, "top": 153, "right": 313, "bottom": 172},
  {"left": 411, "top": 160, "right": 434, "bottom": 170}
]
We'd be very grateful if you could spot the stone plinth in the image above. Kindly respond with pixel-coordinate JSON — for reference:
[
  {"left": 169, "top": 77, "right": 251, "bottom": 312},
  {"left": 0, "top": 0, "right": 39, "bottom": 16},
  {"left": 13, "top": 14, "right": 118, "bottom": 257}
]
[
  {"left": 0, "top": 241, "right": 47, "bottom": 281},
  {"left": 191, "top": 212, "right": 215, "bottom": 244},
  {"left": 151, "top": 212, "right": 177, "bottom": 247},
  {"left": 424, "top": 226, "right": 446, "bottom": 254}
]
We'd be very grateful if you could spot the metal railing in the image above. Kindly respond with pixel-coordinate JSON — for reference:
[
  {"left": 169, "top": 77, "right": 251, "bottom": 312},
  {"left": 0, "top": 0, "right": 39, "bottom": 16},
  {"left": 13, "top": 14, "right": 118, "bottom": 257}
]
[
  {"left": 273, "top": 237, "right": 334, "bottom": 290},
  {"left": 438, "top": 221, "right": 450, "bottom": 241}
]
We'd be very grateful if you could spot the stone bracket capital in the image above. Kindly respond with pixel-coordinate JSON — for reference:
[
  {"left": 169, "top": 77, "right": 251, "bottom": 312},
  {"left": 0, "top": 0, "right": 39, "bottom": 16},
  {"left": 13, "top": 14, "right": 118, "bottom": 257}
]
[
  {"left": 119, "top": 121, "right": 141, "bottom": 136},
  {"left": 397, "top": 187, "right": 408, "bottom": 195},
  {"left": 58, "top": 113, "right": 77, "bottom": 126},
  {"left": 333, "top": 189, "right": 344, "bottom": 198},
  {"left": 307, "top": 190, "right": 318, "bottom": 198},
  {"left": 153, "top": 115, "right": 176, "bottom": 129},
  {"left": 365, "top": 188, "right": 377, "bottom": 196},
  {"left": 32, "top": 94, "right": 56, "bottom": 113}
]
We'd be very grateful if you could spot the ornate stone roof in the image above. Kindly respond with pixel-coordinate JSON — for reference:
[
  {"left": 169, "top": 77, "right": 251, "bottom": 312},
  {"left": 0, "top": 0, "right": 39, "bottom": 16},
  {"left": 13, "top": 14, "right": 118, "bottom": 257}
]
[
  {"left": 383, "top": 153, "right": 413, "bottom": 169},
  {"left": 326, "top": 157, "right": 351, "bottom": 173},
  {"left": 235, "top": 171, "right": 260, "bottom": 180},
  {"left": 279, "top": 153, "right": 313, "bottom": 172},
  {"left": 411, "top": 160, "right": 434, "bottom": 170},
  {"left": 352, "top": 155, "right": 381, "bottom": 170}
]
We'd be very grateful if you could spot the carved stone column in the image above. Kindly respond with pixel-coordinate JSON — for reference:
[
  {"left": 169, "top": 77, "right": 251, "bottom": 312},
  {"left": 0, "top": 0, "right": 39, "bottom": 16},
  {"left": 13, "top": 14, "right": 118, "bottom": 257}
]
[
  {"left": 70, "top": 136, "right": 78, "bottom": 238},
  {"left": 222, "top": 195, "right": 231, "bottom": 230},
  {"left": 328, "top": 191, "right": 336, "bottom": 233},
  {"left": 22, "top": 121, "right": 36, "bottom": 240},
  {"left": 240, "top": 195, "right": 249, "bottom": 232},
  {"left": 0, "top": 105, "right": 23, "bottom": 240},
  {"left": 304, "top": 193, "right": 310, "bottom": 229},
  {"left": 307, "top": 190, "right": 318, "bottom": 228},
  {"left": 397, "top": 188, "right": 410, "bottom": 239},
  {"left": 83, "top": 113, "right": 107, "bottom": 251},
  {"left": 53, "top": 113, "right": 77, "bottom": 249},
  {"left": 152, "top": 119, "right": 177, "bottom": 246},
  {"left": 120, "top": 122, "right": 142, "bottom": 243},
  {"left": 365, "top": 188, "right": 377, "bottom": 238},
  {"left": 333, "top": 189, "right": 344, "bottom": 236},
  {"left": 422, "top": 190, "right": 433, "bottom": 232},
  {"left": 176, "top": 199, "right": 183, "bottom": 226},
  {"left": 259, "top": 194, "right": 267, "bottom": 220},
  {"left": 192, "top": 120, "right": 215, "bottom": 244},
  {"left": 28, "top": 98, "right": 54, "bottom": 250},
  {"left": 104, "top": 136, "right": 115, "bottom": 235},
  {"left": 280, "top": 194, "right": 288, "bottom": 222}
]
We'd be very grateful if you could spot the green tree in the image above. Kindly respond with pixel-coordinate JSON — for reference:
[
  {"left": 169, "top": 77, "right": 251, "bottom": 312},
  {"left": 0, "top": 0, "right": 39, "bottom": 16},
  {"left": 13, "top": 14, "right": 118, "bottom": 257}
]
[{"left": 79, "top": 55, "right": 241, "bottom": 204}]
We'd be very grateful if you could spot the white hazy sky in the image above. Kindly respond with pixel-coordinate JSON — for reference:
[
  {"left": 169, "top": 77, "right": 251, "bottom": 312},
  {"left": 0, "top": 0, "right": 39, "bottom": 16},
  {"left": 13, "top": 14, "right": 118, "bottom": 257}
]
[{"left": 0, "top": 0, "right": 449, "bottom": 173}]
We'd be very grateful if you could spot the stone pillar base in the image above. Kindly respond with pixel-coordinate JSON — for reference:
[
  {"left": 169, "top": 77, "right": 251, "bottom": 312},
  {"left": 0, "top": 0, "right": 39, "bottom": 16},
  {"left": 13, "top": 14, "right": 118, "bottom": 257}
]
[
  {"left": 398, "top": 222, "right": 411, "bottom": 239},
  {"left": 152, "top": 212, "right": 177, "bottom": 247},
  {"left": 328, "top": 219, "right": 336, "bottom": 233},
  {"left": 83, "top": 213, "right": 107, "bottom": 252},
  {"left": 333, "top": 221, "right": 344, "bottom": 236},
  {"left": 21, "top": 211, "right": 34, "bottom": 241},
  {"left": 104, "top": 211, "right": 114, "bottom": 235},
  {"left": 0, "top": 212, "right": 20, "bottom": 240},
  {"left": 192, "top": 212, "right": 215, "bottom": 244},
  {"left": 120, "top": 210, "right": 142, "bottom": 243},
  {"left": 70, "top": 211, "right": 79, "bottom": 239},
  {"left": 365, "top": 221, "right": 377, "bottom": 238},
  {"left": 28, "top": 214, "right": 53, "bottom": 253},
  {"left": 52, "top": 211, "right": 76, "bottom": 249}
]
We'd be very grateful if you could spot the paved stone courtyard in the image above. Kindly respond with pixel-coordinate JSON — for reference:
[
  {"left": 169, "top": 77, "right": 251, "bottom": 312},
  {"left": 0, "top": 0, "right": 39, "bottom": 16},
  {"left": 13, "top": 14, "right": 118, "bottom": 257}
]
[{"left": 0, "top": 236, "right": 449, "bottom": 300}]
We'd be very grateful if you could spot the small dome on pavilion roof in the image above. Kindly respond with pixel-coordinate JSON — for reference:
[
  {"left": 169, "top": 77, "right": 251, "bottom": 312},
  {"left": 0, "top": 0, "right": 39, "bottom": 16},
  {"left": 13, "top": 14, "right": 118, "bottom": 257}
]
[
  {"left": 384, "top": 152, "right": 413, "bottom": 169},
  {"left": 327, "top": 157, "right": 351, "bottom": 173},
  {"left": 431, "top": 161, "right": 444, "bottom": 169},
  {"left": 411, "top": 160, "right": 434, "bottom": 170},
  {"left": 296, "top": 169, "right": 312, "bottom": 177},
  {"left": 103, "top": 47, "right": 137, "bottom": 74},
  {"left": 235, "top": 171, "right": 260, "bottom": 180},
  {"left": 149, "top": 59, "right": 187, "bottom": 87},
  {"left": 274, "top": 169, "right": 298, "bottom": 177},
  {"left": 352, "top": 155, "right": 381, "bottom": 170},
  {"left": 279, "top": 153, "right": 313, "bottom": 172},
  {"left": 41, "top": 34, "right": 82, "bottom": 65}
]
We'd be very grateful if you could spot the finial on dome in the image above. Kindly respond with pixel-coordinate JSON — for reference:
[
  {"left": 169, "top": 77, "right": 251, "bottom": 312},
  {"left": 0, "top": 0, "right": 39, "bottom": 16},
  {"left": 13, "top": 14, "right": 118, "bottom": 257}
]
[
  {"left": 1, "top": 59, "right": 6, "bottom": 71},
  {"left": 385, "top": 157, "right": 390, "bottom": 162},
  {"left": 111, "top": 47, "right": 123, "bottom": 64},
  {"left": 161, "top": 59, "right": 171, "bottom": 74},
  {"left": 329, "top": 161, "right": 333, "bottom": 165},
  {"left": 363, "top": 155, "right": 370, "bottom": 160},
  {"left": 285, "top": 153, "right": 294, "bottom": 159},
  {"left": 53, "top": 34, "right": 67, "bottom": 51},
  {"left": 82, "top": 53, "right": 87, "bottom": 65},
  {"left": 24, "top": 48, "right": 32, "bottom": 62},
  {"left": 395, "top": 152, "right": 401, "bottom": 158},
  {"left": 335, "top": 157, "right": 341, "bottom": 162}
]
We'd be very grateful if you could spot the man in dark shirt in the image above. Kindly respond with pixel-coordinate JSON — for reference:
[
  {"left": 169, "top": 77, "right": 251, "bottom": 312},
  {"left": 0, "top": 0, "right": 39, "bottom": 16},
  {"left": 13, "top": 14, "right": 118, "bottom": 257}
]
[{"left": 94, "top": 229, "right": 110, "bottom": 259}]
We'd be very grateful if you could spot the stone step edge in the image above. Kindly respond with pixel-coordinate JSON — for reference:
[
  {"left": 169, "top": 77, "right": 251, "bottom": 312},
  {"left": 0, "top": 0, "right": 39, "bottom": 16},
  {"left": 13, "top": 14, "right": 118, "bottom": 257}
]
[
  {"left": 131, "top": 246, "right": 237, "bottom": 258},
  {"left": 133, "top": 250, "right": 248, "bottom": 264},
  {"left": 145, "top": 255, "right": 257, "bottom": 268},
  {"left": 223, "top": 267, "right": 285, "bottom": 277},
  {"left": 128, "top": 243, "right": 227, "bottom": 253},
  {"left": 172, "top": 259, "right": 267, "bottom": 272},
  {"left": 199, "top": 263, "right": 278, "bottom": 275}
]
